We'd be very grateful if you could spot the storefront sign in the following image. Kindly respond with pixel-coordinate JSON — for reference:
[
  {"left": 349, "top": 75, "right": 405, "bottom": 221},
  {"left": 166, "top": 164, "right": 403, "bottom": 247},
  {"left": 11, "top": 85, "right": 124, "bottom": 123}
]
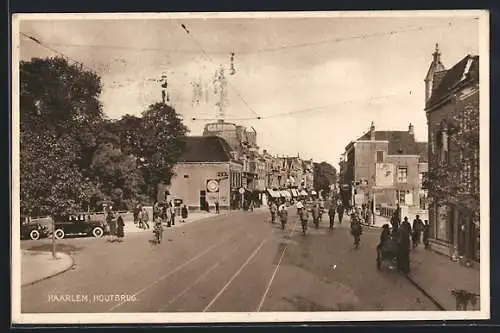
[
  {"left": 206, "top": 179, "right": 219, "bottom": 192},
  {"left": 376, "top": 163, "right": 394, "bottom": 187}
]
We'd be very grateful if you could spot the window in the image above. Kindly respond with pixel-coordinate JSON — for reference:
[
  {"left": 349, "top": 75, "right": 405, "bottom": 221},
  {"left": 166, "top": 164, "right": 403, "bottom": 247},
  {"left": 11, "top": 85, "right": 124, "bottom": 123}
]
[
  {"left": 397, "top": 190, "right": 406, "bottom": 205},
  {"left": 397, "top": 167, "right": 408, "bottom": 183},
  {"left": 376, "top": 151, "right": 384, "bottom": 163}
]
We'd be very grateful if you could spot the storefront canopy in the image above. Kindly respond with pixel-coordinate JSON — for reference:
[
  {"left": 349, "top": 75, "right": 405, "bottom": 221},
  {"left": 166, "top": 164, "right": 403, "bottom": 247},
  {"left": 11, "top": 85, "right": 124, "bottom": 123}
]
[
  {"left": 267, "top": 189, "right": 281, "bottom": 198},
  {"left": 280, "top": 190, "right": 292, "bottom": 198},
  {"left": 300, "top": 190, "right": 308, "bottom": 196},
  {"left": 291, "top": 189, "right": 299, "bottom": 197}
]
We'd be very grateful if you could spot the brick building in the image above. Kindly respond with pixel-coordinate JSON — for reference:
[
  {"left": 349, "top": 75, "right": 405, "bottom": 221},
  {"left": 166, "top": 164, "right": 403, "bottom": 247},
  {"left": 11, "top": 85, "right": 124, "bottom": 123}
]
[
  {"left": 341, "top": 122, "right": 428, "bottom": 209},
  {"left": 424, "top": 45, "right": 480, "bottom": 262},
  {"left": 163, "top": 136, "right": 243, "bottom": 211}
]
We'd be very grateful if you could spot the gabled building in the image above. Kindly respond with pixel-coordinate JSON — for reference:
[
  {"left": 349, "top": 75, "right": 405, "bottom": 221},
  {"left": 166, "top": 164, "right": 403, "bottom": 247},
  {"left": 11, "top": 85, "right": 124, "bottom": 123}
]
[
  {"left": 424, "top": 44, "right": 480, "bottom": 262},
  {"left": 162, "top": 136, "right": 243, "bottom": 211},
  {"left": 341, "top": 122, "right": 428, "bottom": 209}
]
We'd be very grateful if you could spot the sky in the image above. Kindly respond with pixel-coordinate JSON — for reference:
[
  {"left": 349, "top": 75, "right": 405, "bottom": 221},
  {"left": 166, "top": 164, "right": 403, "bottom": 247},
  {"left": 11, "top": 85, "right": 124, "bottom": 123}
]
[{"left": 17, "top": 12, "right": 481, "bottom": 169}]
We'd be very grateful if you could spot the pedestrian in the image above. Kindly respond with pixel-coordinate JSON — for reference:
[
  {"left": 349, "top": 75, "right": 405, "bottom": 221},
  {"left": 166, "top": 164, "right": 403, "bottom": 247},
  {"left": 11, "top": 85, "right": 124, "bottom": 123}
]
[
  {"left": 215, "top": 200, "right": 220, "bottom": 214},
  {"left": 270, "top": 201, "right": 277, "bottom": 223},
  {"left": 181, "top": 204, "right": 188, "bottom": 223},
  {"left": 116, "top": 215, "right": 125, "bottom": 242},
  {"left": 337, "top": 202, "right": 344, "bottom": 224},
  {"left": 328, "top": 203, "right": 336, "bottom": 231},
  {"left": 142, "top": 207, "right": 150, "bottom": 229},
  {"left": 312, "top": 204, "right": 320, "bottom": 228},
  {"left": 296, "top": 200, "right": 304, "bottom": 215},
  {"left": 423, "top": 220, "right": 430, "bottom": 249},
  {"left": 106, "top": 206, "right": 117, "bottom": 242},
  {"left": 412, "top": 215, "right": 424, "bottom": 249},
  {"left": 390, "top": 210, "right": 400, "bottom": 235},
  {"left": 279, "top": 205, "right": 288, "bottom": 230},
  {"left": 300, "top": 206, "right": 309, "bottom": 235},
  {"left": 397, "top": 217, "right": 412, "bottom": 274},
  {"left": 166, "top": 204, "right": 172, "bottom": 227},
  {"left": 133, "top": 204, "right": 139, "bottom": 225},
  {"left": 170, "top": 201, "right": 176, "bottom": 225}
]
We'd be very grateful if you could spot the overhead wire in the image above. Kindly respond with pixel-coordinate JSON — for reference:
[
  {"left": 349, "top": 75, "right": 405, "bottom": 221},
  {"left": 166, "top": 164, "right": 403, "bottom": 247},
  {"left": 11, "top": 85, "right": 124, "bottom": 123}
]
[
  {"left": 176, "top": 19, "right": 261, "bottom": 119},
  {"left": 189, "top": 91, "right": 416, "bottom": 122},
  {"left": 20, "top": 32, "right": 97, "bottom": 73},
  {"left": 33, "top": 18, "right": 478, "bottom": 55}
]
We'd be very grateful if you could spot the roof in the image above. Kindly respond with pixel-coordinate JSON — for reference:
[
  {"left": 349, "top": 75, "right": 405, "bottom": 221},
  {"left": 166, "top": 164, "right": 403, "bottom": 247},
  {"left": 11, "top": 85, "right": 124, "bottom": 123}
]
[
  {"left": 178, "top": 136, "right": 233, "bottom": 163},
  {"left": 427, "top": 54, "right": 479, "bottom": 107},
  {"left": 357, "top": 131, "right": 428, "bottom": 161}
]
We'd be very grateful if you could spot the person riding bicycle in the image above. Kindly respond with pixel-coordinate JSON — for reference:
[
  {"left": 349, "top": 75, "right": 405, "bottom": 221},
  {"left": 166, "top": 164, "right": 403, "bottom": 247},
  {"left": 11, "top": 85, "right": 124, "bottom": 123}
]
[
  {"left": 153, "top": 215, "right": 163, "bottom": 244},
  {"left": 350, "top": 211, "right": 363, "bottom": 248}
]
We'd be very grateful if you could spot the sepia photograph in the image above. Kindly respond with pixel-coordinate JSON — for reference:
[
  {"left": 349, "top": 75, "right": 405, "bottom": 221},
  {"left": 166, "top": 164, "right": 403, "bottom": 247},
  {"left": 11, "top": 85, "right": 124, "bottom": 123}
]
[{"left": 11, "top": 10, "right": 489, "bottom": 324}]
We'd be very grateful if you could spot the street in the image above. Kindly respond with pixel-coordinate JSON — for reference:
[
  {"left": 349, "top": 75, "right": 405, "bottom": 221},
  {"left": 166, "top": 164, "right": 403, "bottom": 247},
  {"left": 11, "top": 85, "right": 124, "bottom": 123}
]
[{"left": 21, "top": 208, "right": 439, "bottom": 313}]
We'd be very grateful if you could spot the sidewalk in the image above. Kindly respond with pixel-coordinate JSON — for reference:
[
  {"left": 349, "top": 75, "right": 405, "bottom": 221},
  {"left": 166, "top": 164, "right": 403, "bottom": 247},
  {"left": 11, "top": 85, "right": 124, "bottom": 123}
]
[
  {"left": 407, "top": 247, "right": 480, "bottom": 311},
  {"left": 123, "top": 210, "right": 230, "bottom": 234},
  {"left": 360, "top": 213, "right": 389, "bottom": 228},
  {"left": 22, "top": 250, "right": 74, "bottom": 287}
]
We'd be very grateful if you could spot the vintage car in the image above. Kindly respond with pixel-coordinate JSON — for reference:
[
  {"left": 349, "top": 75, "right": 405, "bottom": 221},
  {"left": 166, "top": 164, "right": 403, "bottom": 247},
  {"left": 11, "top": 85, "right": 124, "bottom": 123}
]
[
  {"left": 52, "top": 213, "right": 108, "bottom": 240},
  {"left": 20, "top": 221, "right": 49, "bottom": 240}
]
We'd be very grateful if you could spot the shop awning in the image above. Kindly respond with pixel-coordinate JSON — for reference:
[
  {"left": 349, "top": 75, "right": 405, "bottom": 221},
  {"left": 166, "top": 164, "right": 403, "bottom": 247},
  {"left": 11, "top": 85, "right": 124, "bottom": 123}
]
[
  {"left": 282, "top": 190, "right": 292, "bottom": 198},
  {"left": 300, "top": 190, "right": 308, "bottom": 196},
  {"left": 291, "top": 189, "right": 299, "bottom": 197},
  {"left": 267, "top": 189, "right": 281, "bottom": 198}
]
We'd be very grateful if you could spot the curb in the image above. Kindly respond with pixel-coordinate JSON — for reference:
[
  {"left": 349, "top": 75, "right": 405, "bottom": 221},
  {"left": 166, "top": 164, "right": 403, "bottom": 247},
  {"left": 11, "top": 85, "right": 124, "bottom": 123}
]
[
  {"left": 21, "top": 251, "right": 75, "bottom": 288},
  {"left": 404, "top": 272, "right": 446, "bottom": 311}
]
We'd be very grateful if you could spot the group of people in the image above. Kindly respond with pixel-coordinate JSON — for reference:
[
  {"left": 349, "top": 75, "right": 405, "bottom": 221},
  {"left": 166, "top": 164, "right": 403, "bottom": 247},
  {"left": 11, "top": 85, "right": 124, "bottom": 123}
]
[
  {"left": 269, "top": 200, "right": 288, "bottom": 229},
  {"left": 268, "top": 198, "right": 329, "bottom": 235},
  {"left": 327, "top": 199, "right": 346, "bottom": 230},
  {"left": 378, "top": 212, "right": 430, "bottom": 274},
  {"left": 105, "top": 206, "right": 125, "bottom": 242}
]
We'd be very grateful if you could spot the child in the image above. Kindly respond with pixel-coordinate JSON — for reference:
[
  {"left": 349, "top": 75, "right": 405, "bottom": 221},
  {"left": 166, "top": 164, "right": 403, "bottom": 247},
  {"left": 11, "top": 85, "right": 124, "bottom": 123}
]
[{"left": 423, "top": 220, "right": 430, "bottom": 249}]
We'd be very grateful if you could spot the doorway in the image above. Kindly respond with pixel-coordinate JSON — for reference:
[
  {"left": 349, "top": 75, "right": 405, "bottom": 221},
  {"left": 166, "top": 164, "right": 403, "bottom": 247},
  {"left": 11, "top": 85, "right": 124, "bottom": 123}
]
[{"left": 200, "top": 190, "right": 207, "bottom": 210}]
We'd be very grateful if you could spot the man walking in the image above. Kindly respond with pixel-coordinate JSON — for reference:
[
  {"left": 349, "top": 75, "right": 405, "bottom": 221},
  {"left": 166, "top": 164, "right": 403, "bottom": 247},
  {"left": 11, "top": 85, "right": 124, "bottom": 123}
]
[
  {"left": 337, "top": 201, "right": 344, "bottom": 224},
  {"left": 398, "top": 217, "right": 412, "bottom": 274},
  {"left": 270, "top": 201, "right": 278, "bottom": 224},
  {"left": 328, "top": 201, "right": 337, "bottom": 231},
  {"left": 412, "top": 215, "right": 424, "bottom": 249},
  {"left": 215, "top": 200, "right": 220, "bottom": 214}
]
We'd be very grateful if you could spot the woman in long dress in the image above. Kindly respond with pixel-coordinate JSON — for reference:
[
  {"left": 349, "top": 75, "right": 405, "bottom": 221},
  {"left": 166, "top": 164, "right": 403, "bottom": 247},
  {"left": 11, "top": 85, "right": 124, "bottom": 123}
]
[{"left": 116, "top": 215, "right": 125, "bottom": 242}]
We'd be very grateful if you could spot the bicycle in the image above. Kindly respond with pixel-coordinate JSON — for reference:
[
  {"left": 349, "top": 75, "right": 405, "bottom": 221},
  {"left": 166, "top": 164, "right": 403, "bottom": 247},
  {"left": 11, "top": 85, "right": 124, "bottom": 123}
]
[{"left": 153, "top": 223, "right": 163, "bottom": 244}]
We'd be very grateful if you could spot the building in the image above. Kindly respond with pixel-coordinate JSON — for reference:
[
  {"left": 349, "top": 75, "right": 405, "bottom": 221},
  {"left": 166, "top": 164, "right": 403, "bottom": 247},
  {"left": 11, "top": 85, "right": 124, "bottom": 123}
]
[
  {"left": 424, "top": 45, "right": 480, "bottom": 262},
  {"left": 341, "top": 122, "right": 428, "bottom": 210},
  {"left": 203, "top": 120, "right": 259, "bottom": 192},
  {"left": 163, "top": 136, "right": 243, "bottom": 211}
]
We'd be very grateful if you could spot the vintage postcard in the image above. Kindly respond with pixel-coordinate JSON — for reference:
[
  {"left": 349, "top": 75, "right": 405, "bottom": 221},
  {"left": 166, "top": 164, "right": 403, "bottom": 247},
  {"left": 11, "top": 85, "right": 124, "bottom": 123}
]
[{"left": 11, "top": 10, "right": 490, "bottom": 324}]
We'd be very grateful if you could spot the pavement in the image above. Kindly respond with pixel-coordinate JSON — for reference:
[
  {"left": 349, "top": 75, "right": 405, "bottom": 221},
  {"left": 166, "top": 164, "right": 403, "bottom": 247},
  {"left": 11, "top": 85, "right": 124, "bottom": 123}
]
[
  {"left": 21, "top": 207, "right": 446, "bottom": 313},
  {"left": 364, "top": 213, "right": 480, "bottom": 311},
  {"left": 123, "top": 210, "right": 229, "bottom": 234},
  {"left": 407, "top": 246, "right": 480, "bottom": 311},
  {"left": 22, "top": 251, "right": 74, "bottom": 287}
]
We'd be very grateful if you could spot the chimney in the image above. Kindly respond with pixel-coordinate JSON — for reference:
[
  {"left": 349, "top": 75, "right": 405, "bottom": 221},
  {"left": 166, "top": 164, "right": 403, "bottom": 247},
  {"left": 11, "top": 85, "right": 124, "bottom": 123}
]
[
  {"left": 370, "top": 121, "right": 375, "bottom": 140},
  {"left": 409, "top": 123, "right": 414, "bottom": 136}
]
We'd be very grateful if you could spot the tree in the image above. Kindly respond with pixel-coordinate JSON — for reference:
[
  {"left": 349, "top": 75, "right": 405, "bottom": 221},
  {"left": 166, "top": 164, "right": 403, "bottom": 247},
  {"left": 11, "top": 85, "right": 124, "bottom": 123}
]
[
  {"left": 20, "top": 57, "right": 104, "bottom": 215},
  {"left": 138, "top": 103, "right": 189, "bottom": 199},
  {"left": 313, "top": 162, "right": 338, "bottom": 194},
  {"left": 425, "top": 91, "right": 480, "bottom": 221},
  {"left": 89, "top": 143, "right": 146, "bottom": 210}
]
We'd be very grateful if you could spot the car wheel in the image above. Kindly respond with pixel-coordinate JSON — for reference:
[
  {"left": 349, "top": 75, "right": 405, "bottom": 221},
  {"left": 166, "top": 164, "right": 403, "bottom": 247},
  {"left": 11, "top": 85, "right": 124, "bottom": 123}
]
[
  {"left": 92, "top": 226, "right": 104, "bottom": 238},
  {"left": 29, "top": 229, "right": 40, "bottom": 240},
  {"left": 54, "top": 229, "right": 65, "bottom": 240}
]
